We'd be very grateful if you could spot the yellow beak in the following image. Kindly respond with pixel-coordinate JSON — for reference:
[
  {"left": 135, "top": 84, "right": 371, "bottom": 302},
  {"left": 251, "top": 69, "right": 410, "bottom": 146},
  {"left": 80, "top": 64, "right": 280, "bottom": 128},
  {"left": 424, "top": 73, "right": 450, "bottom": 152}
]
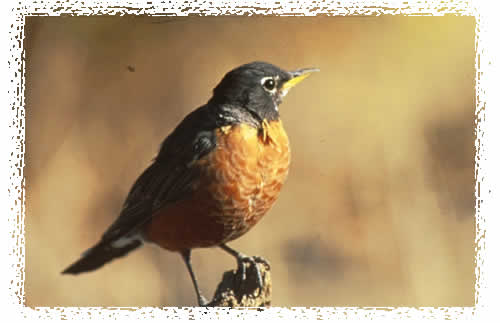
[{"left": 282, "top": 67, "right": 320, "bottom": 91}]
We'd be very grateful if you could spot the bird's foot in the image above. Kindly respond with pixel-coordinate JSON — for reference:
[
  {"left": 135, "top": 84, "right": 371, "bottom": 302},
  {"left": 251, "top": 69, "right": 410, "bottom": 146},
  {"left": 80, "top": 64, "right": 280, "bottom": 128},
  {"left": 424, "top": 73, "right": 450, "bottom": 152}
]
[
  {"left": 235, "top": 254, "right": 271, "bottom": 295},
  {"left": 198, "top": 295, "right": 209, "bottom": 307}
]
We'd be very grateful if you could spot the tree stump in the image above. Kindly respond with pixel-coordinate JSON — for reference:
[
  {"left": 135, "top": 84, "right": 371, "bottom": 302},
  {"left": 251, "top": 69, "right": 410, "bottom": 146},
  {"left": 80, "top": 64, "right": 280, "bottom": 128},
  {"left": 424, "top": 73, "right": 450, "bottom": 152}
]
[{"left": 207, "top": 258, "right": 272, "bottom": 307}]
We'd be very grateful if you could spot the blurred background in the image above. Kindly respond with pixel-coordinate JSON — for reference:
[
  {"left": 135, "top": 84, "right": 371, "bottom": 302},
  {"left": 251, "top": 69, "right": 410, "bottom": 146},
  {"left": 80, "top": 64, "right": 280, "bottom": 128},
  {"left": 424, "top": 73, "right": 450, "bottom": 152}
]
[{"left": 24, "top": 16, "right": 475, "bottom": 307}]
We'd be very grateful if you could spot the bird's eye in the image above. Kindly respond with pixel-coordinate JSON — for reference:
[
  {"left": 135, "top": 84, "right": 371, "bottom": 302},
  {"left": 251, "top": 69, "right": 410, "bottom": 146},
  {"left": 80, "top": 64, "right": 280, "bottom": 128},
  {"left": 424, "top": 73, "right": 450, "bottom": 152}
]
[{"left": 262, "top": 78, "right": 276, "bottom": 91}]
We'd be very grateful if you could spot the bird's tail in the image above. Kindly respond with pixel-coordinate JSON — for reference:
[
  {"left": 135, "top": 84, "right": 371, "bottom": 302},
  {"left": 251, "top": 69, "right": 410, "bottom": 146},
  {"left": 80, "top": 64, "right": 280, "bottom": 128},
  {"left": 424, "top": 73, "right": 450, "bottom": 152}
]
[{"left": 61, "top": 238, "right": 143, "bottom": 275}]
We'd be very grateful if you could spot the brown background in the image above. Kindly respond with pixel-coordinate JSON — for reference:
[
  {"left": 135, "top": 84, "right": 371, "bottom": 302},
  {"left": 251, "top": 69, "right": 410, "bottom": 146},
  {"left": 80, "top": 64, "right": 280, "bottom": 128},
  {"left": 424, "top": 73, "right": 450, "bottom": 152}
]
[{"left": 25, "top": 16, "right": 475, "bottom": 307}]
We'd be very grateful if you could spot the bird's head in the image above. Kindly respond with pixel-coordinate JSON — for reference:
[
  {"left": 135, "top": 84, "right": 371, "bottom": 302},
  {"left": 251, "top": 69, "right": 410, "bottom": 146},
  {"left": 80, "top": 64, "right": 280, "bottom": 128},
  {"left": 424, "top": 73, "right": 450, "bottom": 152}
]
[{"left": 211, "top": 61, "right": 319, "bottom": 122}]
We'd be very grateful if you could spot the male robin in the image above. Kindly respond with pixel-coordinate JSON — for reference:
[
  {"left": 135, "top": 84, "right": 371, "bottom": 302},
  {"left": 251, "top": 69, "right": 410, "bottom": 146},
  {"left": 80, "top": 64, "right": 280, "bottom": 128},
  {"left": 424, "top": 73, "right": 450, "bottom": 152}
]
[{"left": 62, "top": 61, "right": 318, "bottom": 306}]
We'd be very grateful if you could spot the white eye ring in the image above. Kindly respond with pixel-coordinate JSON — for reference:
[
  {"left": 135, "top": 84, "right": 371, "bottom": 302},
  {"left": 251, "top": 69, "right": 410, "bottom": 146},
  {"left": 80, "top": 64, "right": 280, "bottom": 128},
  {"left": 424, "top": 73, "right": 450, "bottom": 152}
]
[{"left": 261, "top": 77, "right": 277, "bottom": 92}]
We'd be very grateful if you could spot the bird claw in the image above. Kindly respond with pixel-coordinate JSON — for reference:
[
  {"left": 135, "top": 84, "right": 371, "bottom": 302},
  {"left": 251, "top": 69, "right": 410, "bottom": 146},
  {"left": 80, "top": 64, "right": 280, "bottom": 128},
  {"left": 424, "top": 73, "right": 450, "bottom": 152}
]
[
  {"left": 198, "top": 295, "right": 209, "bottom": 307},
  {"left": 235, "top": 255, "right": 270, "bottom": 295}
]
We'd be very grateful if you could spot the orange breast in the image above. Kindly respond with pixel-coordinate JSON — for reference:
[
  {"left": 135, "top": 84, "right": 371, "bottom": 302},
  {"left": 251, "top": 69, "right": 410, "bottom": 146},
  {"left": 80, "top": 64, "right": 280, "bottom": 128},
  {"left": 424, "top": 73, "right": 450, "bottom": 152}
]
[{"left": 144, "top": 120, "right": 290, "bottom": 251}]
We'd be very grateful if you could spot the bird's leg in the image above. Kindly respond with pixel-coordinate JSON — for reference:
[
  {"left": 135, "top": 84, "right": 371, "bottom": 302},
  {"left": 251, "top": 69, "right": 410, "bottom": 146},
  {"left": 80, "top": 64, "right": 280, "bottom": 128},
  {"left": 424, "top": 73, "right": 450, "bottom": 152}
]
[
  {"left": 219, "top": 244, "right": 270, "bottom": 291},
  {"left": 180, "top": 249, "right": 208, "bottom": 306}
]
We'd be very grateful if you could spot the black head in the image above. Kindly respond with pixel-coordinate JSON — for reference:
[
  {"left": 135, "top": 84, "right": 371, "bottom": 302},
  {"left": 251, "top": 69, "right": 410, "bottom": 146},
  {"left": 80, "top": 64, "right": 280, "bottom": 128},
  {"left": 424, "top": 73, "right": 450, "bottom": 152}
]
[{"left": 210, "top": 61, "right": 319, "bottom": 122}]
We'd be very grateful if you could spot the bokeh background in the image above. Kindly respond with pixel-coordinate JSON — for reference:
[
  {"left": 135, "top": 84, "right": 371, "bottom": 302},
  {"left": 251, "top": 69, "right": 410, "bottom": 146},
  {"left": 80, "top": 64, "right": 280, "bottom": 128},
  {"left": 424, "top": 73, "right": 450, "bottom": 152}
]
[{"left": 24, "top": 16, "right": 475, "bottom": 307}]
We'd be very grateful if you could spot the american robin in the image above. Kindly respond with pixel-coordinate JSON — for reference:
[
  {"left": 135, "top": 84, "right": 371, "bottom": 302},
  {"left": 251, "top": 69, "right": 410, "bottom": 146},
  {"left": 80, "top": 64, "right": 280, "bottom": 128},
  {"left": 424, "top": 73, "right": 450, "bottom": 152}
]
[{"left": 62, "top": 61, "right": 318, "bottom": 306}]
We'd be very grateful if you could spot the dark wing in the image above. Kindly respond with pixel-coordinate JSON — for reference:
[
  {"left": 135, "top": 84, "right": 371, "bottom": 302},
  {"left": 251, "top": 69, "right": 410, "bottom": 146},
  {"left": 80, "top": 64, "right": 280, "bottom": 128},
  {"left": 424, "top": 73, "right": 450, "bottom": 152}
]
[{"left": 101, "top": 105, "right": 219, "bottom": 243}]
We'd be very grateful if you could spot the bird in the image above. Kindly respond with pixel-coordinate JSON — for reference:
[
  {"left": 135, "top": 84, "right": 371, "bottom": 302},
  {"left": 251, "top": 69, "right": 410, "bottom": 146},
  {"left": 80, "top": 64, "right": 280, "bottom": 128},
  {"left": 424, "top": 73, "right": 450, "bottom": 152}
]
[{"left": 62, "top": 61, "right": 319, "bottom": 306}]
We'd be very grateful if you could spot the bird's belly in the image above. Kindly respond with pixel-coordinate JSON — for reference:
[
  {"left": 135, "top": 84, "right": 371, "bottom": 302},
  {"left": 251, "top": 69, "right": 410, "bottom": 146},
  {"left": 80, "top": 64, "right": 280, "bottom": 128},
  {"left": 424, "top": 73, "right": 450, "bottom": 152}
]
[{"left": 144, "top": 121, "right": 290, "bottom": 251}]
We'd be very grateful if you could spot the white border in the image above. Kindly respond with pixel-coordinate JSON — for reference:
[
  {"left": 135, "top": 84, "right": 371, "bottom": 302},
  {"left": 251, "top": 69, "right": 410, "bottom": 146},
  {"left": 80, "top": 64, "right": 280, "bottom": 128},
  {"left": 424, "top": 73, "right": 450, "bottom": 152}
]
[{"left": 3, "top": 0, "right": 498, "bottom": 322}]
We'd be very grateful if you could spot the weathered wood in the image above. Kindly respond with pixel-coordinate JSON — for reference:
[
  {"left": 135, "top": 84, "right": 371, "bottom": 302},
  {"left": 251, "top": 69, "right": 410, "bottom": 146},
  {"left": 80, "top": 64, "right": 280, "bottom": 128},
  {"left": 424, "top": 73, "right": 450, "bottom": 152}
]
[{"left": 207, "top": 258, "right": 272, "bottom": 307}]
